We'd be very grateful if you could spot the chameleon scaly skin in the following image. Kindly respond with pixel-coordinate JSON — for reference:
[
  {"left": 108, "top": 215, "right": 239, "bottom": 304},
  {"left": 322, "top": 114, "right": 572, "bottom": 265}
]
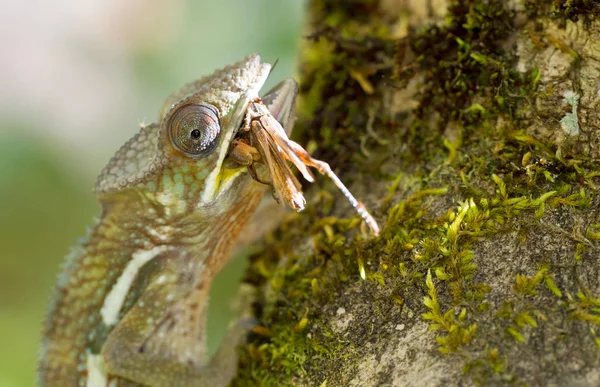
[{"left": 40, "top": 55, "right": 277, "bottom": 386}]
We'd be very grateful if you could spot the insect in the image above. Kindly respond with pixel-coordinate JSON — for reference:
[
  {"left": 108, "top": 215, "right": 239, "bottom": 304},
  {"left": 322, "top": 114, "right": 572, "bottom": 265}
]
[
  {"left": 39, "top": 54, "right": 378, "bottom": 387},
  {"left": 230, "top": 79, "right": 380, "bottom": 236}
]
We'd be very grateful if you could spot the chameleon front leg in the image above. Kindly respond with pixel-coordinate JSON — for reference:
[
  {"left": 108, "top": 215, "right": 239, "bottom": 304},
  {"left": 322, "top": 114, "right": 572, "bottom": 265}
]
[{"left": 100, "top": 252, "right": 247, "bottom": 387}]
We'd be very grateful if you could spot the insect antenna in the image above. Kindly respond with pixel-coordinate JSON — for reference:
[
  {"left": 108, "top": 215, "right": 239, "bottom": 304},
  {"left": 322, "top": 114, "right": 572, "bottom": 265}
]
[{"left": 286, "top": 140, "right": 380, "bottom": 236}]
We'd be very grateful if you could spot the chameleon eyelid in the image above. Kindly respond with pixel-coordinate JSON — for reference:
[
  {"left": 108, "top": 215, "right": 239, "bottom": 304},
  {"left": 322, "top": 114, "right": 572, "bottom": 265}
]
[{"left": 168, "top": 103, "right": 221, "bottom": 159}]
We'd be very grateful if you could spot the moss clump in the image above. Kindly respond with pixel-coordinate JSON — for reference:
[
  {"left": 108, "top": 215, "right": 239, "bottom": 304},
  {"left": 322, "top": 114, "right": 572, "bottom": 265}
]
[
  {"left": 296, "top": 0, "right": 396, "bottom": 172},
  {"left": 398, "top": 1, "right": 515, "bottom": 120},
  {"left": 524, "top": 0, "right": 600, "bottom": 25},
  {"left": 234, "top": 0, "right": 600, "bottom": 385}
]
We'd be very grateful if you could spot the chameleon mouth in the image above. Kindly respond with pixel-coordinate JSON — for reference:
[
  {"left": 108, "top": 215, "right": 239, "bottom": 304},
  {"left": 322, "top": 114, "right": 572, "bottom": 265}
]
[
  {"left": 199, "top": 56, "right": 272, "bottom": 203},
  {"left": 209, "top": 78, "right": 300, "bottom": 203},
  {"left": 202, "top": 65, "right": 298, "bottom": 202},
  {"left": 213, "top": 162, "right": 248, "bottom": 196}
]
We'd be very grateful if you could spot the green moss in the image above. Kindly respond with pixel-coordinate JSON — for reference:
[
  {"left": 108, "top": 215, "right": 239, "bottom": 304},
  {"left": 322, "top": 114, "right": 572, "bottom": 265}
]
[
  {"left": 524, "top": 0, "right": 600, "bottom": 25},
  {"left": 570, "top": 291, "right": 600, "bottom": 325},
  {"left": 233, "top": 0, "right": 600, "bottom": 385},
  {"left": 398, "top": 1, "right": 517, "bottom": 123},
  {"left": 423, "top": 269, "right": 478, "bottom": 353}
]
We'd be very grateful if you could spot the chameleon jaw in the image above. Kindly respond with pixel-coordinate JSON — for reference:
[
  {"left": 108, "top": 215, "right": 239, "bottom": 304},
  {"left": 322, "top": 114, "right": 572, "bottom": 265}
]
[{"left": 211, "top": 164, "right": 248, "bottom": 200}]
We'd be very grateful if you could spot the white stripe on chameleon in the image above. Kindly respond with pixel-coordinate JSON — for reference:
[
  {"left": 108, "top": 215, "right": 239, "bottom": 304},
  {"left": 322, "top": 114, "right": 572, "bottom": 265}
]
[
  {"left": 201, "top": 62, "right": 272, "bottom": 203},
  {"left": 86, "top": 352, "right": 107, "bottom": 387},
  {"left": 100, "top": 245, "right": 169, "bottom": 326}
]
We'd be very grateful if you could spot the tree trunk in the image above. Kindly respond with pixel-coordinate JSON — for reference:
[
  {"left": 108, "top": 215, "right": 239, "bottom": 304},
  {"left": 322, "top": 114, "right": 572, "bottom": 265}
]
[{"left": 234, "top": 1, "right": 600, "bottom": 386}]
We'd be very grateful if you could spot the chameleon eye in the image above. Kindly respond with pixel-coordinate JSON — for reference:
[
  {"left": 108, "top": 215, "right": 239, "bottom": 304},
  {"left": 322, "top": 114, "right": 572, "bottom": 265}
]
[{"left": 168, "top": 103, "right": 221, "bottom": 158}]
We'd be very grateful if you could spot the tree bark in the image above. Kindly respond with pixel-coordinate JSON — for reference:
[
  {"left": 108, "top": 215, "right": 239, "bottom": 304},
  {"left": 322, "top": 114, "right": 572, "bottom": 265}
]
[{"left": 234, "top": 1, "right": 600, "bottom": 386}]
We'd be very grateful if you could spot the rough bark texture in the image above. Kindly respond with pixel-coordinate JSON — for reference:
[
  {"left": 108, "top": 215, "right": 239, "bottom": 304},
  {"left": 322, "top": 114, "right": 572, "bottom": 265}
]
[{"left": 233, "top": 1, "right": 600, "bottom": 386}]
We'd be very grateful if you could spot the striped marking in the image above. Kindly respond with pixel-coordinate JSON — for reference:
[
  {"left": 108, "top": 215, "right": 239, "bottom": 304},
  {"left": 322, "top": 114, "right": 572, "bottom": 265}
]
[
  {"left": 100, "top": 245, "right": 169, "bottom": 326},
  {"left": 86, "top": 353, "right": 107, "bottom": 387}
]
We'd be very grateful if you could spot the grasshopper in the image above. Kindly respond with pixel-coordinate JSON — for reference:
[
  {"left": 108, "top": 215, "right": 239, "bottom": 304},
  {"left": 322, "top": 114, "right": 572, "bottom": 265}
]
[{"left": 230, "top": 79, "right": 380, "bottom": 236}]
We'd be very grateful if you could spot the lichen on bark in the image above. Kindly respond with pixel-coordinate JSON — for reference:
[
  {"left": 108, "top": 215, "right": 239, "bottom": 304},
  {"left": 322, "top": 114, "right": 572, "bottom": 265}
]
[{"left": 233, "top": 1, "right": 600, "bottom": 386}]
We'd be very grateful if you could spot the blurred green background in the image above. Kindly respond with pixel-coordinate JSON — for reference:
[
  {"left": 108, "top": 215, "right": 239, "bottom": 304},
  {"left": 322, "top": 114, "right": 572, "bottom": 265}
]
[{"left": 0, "top": 1, "right": 304, "bottom": 385}]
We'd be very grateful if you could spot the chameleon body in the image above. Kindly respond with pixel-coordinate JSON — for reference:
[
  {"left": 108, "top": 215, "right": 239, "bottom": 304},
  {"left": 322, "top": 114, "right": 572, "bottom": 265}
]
[{"left": 40, "top": 55, "right": 292, "bottom": 386}]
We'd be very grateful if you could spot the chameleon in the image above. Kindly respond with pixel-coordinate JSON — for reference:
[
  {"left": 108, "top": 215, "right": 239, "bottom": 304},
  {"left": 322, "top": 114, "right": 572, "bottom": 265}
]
[{"left": 40, "top": 54, "right": 378, "bottom": 387}]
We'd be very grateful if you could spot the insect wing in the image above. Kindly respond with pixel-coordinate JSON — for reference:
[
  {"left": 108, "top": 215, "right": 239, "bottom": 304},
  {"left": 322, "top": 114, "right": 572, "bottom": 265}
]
[
  {"left": 249, "top": 120, "right": 306, "bottom": 211},
  {"left": 252, "top": 102, "right": 315, "bottom": 183}
]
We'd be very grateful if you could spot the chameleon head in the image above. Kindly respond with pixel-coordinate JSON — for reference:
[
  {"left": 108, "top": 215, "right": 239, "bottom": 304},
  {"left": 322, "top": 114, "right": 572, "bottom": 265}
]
[{"left": 94, "top": 54, "right": 272, "bottom": 211}]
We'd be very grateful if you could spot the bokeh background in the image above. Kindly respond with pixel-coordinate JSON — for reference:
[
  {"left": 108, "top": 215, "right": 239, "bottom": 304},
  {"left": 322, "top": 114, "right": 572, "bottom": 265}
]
[{"left": 0, "top": 1, "right": 305, "bottom": 385}]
